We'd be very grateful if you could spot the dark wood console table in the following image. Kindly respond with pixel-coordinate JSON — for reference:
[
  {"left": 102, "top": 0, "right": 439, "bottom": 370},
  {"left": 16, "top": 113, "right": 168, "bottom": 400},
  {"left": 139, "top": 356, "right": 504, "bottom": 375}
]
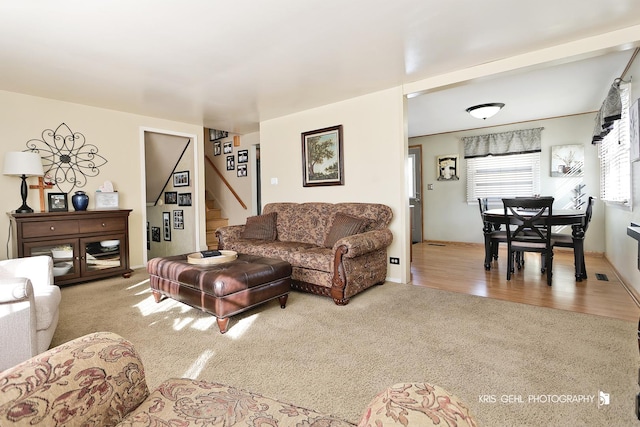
[{"left": 9, "top": 210, "right": 133, "bottom": 286}]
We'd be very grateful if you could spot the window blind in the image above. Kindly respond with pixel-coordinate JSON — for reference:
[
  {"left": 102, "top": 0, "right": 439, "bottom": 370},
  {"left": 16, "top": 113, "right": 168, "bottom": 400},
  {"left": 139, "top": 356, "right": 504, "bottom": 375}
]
[
  {"left": 466, "top": 152, "right": 541, "bottom": 203},
  {"left": 599, "top": 81, "right": 631, "bottom": 205}
]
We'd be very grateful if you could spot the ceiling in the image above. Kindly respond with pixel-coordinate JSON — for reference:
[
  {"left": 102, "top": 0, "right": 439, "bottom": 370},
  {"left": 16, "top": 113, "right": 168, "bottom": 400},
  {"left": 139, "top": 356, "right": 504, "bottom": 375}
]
[{"left": 1, "top": 1, "right": 639, "bottom": 136}]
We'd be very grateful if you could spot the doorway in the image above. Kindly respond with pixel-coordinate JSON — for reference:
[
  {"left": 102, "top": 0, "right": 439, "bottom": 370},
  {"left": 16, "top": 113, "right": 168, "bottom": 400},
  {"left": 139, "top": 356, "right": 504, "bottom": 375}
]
[{"left": 408, "top": 145, "right": 423, "bottom": 244}]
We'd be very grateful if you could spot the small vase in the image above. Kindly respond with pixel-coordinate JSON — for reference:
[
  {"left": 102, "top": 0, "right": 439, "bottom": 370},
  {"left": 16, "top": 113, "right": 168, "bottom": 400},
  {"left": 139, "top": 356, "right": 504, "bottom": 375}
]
[{"left": 72, "top": 191, "right": 89, "bottom": 211}]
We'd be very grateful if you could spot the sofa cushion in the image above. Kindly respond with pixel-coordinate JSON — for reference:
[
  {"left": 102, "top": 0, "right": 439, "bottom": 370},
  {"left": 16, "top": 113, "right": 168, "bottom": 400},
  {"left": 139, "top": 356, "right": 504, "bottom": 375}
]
[
  {"left": 119, "top": 378, "right": 356, "bottom": 427},
  {"left": 357, "top": 382, "right": 478, "bottom": 427},
  {"left": 324, "top": 213, "right": 368, "bottom": 248},
  {"left": 33, "top": 285, "right": 61, "bottom": 331},
  {"left": 241, "top": 212, "right": 277, "bottom": 240}
]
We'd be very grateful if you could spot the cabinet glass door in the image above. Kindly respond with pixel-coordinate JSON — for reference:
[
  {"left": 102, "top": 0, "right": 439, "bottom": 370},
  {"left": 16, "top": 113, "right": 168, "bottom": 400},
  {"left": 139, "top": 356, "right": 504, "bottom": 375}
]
[
  {"left": 81, "top": 235, "right": 123, "bottom": 275},
  {"left": 24, "top": 240, "right": 79, "bottom": 281}
]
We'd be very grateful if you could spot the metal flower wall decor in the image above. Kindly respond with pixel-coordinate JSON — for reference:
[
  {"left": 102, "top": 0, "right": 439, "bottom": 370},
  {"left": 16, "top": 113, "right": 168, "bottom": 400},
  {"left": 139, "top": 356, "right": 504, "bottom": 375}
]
[{"left": 26, "top": 123, "right": 108, "bottom": 194}]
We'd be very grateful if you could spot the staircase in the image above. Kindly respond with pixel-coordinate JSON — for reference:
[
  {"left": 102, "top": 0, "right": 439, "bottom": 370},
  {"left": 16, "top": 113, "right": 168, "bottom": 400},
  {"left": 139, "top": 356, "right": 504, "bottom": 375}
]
[{"left": 206, "top": 200, "right": 228, "bottom": 249}]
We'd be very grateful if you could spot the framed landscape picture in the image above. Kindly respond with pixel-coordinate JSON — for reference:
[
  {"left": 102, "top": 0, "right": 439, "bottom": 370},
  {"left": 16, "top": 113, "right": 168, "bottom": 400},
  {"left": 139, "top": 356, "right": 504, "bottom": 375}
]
[{"left": 301, "top": 125, "right": 344, "bottom": 187}]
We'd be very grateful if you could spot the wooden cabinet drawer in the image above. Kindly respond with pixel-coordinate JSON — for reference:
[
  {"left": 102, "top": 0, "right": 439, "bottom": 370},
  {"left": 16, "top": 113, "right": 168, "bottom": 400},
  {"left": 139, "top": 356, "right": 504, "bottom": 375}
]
[
  {"left": 22, "top": 221, "right": 79, "bottom": 238},
  {"left": 78, "top": 217, "right": 126, "bottom": 233}
]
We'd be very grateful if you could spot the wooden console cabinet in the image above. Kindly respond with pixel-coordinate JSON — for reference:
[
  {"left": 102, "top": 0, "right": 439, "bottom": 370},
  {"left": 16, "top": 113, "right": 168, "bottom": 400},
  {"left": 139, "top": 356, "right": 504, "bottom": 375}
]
[{"left": 9, "top": 210, "right": 133, "bottom": 286}]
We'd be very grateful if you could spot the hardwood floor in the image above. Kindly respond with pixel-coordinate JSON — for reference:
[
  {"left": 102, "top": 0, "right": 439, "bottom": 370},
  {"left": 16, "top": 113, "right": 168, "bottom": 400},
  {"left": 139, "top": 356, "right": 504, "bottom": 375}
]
[{"left": 410, "top": 241, "right": 640, "bottom": 322}]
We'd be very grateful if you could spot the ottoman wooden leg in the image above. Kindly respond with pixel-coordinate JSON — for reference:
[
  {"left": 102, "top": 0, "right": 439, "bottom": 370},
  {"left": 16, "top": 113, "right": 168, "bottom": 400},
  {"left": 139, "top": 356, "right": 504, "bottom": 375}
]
[
  {"left": 152, "top": 290, "right": 163, "bottom": 303},
  {"left": 217, "top": 317, "right": 230, "bottom": 334},
  {"left": 278, "top": 294, "right": 288, "bottom": 308}
]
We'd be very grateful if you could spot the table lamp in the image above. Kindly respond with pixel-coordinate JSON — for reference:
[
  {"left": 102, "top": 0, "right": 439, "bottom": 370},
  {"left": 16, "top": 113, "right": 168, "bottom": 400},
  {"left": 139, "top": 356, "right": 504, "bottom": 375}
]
[{"left": 3, "top": 151, "right": 44, "bottom": 213}]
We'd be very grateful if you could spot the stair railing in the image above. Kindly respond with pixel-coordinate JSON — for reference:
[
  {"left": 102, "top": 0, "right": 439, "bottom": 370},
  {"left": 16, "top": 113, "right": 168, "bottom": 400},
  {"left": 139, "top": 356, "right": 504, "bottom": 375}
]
[{"left": 205, "top": 155, "right": 247, "bottom": 210}]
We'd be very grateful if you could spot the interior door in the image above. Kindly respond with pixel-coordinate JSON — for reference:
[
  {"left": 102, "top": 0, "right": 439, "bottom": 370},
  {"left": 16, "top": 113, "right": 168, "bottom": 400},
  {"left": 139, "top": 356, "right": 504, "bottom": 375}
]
[{"left": 409, "top": 146, "right": 423, "bottom": 244}]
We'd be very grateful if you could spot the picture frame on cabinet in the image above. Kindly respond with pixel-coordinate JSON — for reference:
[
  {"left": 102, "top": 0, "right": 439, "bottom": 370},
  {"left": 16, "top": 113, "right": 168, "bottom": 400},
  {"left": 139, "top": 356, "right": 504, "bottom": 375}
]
[{"left": 47, "top": 192, "right": 68, "bottom": 212}]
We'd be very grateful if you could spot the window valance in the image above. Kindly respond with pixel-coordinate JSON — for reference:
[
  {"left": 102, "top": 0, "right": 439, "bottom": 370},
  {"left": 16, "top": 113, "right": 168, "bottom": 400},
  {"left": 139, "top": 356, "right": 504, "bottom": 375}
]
[
  {"left": 462, "top": 127, "right": 543, "bottom": 159},
  {"left": 591, "top": 79, "right": 623, "bottom": 144}
]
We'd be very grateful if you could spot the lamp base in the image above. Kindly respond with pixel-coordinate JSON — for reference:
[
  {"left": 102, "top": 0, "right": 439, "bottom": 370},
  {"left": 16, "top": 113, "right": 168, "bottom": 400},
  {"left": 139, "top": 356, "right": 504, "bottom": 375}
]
[{"left": 15, "top": 204, "right": 34, "bottom": 214}]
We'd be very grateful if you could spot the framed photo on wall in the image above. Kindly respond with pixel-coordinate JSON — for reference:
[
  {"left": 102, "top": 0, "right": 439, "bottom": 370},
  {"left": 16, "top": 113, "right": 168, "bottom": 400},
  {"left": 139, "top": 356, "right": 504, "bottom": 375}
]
[
  {"left": 164, "top": 191, "right": 177, "bottom": 204},
  {"left": 214, "top": 141, "right": 222, "bottom": 156},
  {"left": 178, "top": 193, "right": 192, "bottom": 206},
  {"left": 436, "top": 154, "right": 459, "bottom": 181},
  {"left": 173, "top": 171, "right": 190, "bottom": 187},
  {"left": 151, "top": 227, "right": 161, "bottom": 242},
  {"left": 301, "top": 124, "right": 344, "bottom": 187},
  {"left": 237, "top": 164, "right": 247, "bottom": 177},
  {"left": 48, "top": 192, "right": 68, "bottom": 212},
  {"left": 163, "top": 212, "right": 171, "bottom": 241},
  {"left": 226, "top": 155, "right": 235, "bottom": 170},
  {"left": 173, "top": 210, "right": 184, "bottom": 229},
  {"left": 238, "top": 149, "right": 248, "bottom": 163},
  {"left": 223, "top": 141, "right": 232, "bottom": 154}
]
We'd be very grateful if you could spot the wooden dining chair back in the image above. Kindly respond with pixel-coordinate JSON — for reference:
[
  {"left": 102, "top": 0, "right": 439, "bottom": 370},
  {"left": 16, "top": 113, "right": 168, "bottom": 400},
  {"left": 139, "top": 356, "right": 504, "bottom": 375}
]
[
  {"left": 478, "top": 198, "right": 508, "bottom": 261},
  {"left": 502, "top": 197, "right": 555, "bottom": 286},
  {"left": 551, "top": 196, "right": 594, "bottom": 278}
]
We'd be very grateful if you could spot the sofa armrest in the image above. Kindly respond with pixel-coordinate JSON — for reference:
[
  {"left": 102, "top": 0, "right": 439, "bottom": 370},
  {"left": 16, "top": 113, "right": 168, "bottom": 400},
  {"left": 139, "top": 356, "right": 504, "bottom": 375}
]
[
  {"left": 0, "top": 278, "right": 37, "bottom": 371},
  {"left": 334, "top": 229, "right": 393, "bottom": 258},
  {"left": 215, "top": 225, "right": 245, "bottom": 249},
  {"left": 0, "top": 278, "right": 33, "bottom": 304},
  {"left": 0, "top": 332, "right": 149, "bottom": 426}
]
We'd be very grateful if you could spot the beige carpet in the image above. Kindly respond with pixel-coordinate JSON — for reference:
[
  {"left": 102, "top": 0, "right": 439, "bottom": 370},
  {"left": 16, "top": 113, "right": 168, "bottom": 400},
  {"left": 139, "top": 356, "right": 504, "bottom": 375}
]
[{"left": 52, "top": 269, "right": 637, "bottom": 426}]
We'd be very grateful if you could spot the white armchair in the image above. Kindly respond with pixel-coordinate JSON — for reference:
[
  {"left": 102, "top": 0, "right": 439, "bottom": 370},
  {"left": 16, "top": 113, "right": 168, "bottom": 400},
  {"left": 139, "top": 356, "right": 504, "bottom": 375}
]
[{"left": 0, "top": 256, "right": 61, "bottom": 372}]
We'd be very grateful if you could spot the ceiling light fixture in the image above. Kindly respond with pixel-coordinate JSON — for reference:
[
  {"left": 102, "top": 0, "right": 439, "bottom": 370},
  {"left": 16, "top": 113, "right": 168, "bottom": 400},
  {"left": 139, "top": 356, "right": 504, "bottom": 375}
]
[{"left": 466, "top": 103, "right": 505, "bottom": 120}]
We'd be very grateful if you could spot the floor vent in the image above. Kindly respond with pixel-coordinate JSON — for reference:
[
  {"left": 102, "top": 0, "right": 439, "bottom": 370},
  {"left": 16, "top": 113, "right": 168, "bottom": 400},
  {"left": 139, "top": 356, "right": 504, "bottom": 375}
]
[
  {"left": 595, "top": 273, "right": 609, "bottom": 281},
  {"left": 428, "top": 243, "right": 446, "bottom": 246}
]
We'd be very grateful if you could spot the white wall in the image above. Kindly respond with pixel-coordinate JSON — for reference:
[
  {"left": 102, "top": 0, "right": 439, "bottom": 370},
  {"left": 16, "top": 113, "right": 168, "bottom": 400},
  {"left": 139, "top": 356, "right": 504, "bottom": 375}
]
[
  {"left": 411, "top": 114, "right": 605, "bottom": 253},
  {"left": 0, "top": 90, "right": 205, "bottom": 268},
  {"left": 260, "top": 87, "right": 409, "bottom": 283},
  {"left": 606, "top": 56, "right": 640, "bottom": 295}
]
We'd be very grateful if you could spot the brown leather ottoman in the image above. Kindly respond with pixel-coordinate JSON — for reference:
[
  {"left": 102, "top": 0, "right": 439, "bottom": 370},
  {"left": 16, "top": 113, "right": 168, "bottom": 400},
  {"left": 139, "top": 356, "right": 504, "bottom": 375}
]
[{"left": 147, "top": 254, "right": 292, "bottom": 333}]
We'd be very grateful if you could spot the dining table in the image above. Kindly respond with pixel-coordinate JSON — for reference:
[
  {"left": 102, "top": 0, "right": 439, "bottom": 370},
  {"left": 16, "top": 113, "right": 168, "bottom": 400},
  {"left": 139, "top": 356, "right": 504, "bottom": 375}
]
[{"left": 482, "top": 207, "right": 588, "bottom": 281}]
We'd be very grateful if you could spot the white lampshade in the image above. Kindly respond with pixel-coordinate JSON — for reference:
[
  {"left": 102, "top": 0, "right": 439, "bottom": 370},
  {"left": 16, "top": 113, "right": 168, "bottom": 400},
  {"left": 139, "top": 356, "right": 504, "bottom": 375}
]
[
  {"left": 466, "top": 103, "right": 505, "bottom": 120},
  {"left": 3, "top": 151, "right": 44, "bottom": 177}
]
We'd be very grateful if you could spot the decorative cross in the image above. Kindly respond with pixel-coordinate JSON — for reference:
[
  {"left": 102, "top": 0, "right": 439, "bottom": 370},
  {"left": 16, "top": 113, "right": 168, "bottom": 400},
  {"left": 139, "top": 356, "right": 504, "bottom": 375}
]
[{"left": 29, "top": 177, "right": 54, "bottom": 212}]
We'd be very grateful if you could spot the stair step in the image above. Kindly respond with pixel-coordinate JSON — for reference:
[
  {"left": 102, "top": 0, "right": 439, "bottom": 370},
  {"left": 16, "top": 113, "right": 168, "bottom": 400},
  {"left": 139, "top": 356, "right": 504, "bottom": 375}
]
[{"left": 207, "top": 218, "right": 228, "bottom": 229}]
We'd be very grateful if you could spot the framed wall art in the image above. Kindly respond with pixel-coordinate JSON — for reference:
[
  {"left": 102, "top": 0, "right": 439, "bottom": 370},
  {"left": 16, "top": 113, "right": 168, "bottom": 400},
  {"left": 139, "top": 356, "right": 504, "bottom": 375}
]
[
  {"left": 163, "top": 212, "right": 171, "bottom": 241},
  {"left": 301, "top": 124, "right": 344, "bottom": 187},
  {"left": 173, "top": 210, "right": 184, "bottom": 229},
  {"left": 209, "top": 129, "right": 228, "bottom": 141},
  {"left": 226, "top": 155, "right": 235, "bottom": 170},
  {"left": 178, "top": 193, "right": 192, "bottom": 206},
  {"left": 238, "top": 149, "right": 248, "bottom": 163},
  {"left": 237, "top": 164, "right": 247, "bottom": 177},
  {"left": 151, "top": 226, "right": 161, "bottom": 242},
  {"left": 214, "top": 141, "right": 222, "bottom": 156},
  {"left": 436, "top": 154, "right": 459, "bottom": 181},
  {"left": 551, "top": 144, "right": 584, "bottom": 177},
  {"left": 173, "top": 171, "right": 190, "bottom": 187},
  {"left": 48, "top": 192, "right": 68, "bottom": 212},
  {"left": 164, "top": 191, "right": 177, "bottom": 204},
  {"left": 223, "top": 141, "right": 232, "bottom": 154}
]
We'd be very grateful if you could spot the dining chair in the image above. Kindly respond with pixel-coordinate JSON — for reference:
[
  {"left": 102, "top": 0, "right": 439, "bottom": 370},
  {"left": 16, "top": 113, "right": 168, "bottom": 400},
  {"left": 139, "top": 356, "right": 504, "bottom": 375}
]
[
  {"left": 502, "top": 197, "right": 555, "bottom": 286},
  {"left": 551, "top": 196, "right": 594, "bottom": 279},
  {"left": 477, "top": 197, "right": 507, "bottom": 261}
]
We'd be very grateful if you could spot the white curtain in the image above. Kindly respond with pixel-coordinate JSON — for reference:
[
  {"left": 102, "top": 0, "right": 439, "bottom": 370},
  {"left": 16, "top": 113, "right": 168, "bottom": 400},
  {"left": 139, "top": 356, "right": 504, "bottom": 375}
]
[{"left": 462, "top": 127, "right": 543, "bottom": 159}]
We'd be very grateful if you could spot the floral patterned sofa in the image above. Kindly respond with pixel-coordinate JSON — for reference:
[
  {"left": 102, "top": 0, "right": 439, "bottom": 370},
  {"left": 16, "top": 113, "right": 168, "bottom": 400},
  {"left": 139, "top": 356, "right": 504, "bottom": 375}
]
[
  {"left": 0, "top": 332, "right": 478, "bottom": 427},
  {"left": 216, "top": 202, "right": 393, "bottom": 305}
]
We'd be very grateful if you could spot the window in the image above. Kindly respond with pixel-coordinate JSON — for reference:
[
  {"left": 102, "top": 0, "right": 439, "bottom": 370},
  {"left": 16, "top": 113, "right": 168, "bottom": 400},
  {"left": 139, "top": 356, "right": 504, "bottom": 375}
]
[
  {"left": 466, "top": 152, "right": 541, "bottom": 203},
  {"left": 599, "top": 82, "right": 631, "bottom": 205}
]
